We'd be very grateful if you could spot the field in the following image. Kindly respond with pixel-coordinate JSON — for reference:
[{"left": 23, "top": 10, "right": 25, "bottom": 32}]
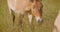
[{"left": 0, "top": 0, "right": 60, "bottom": 32}]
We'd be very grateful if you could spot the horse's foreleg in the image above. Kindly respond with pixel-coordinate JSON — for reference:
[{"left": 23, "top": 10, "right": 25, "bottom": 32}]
[
  {"left": 18, "top": 14, "right": 24, "bottom": 32},
  {"left": 28, "top": 14, "right": 32, "bottom": 24},
  {"left": 9, "top": 9, "right": 15, "bottom": 25},
  {"left": 9, "top": 9, "right": 15, "bottom": 32},
  {"left": 28, "top": 14, "right": 34, "bottom": 32}
]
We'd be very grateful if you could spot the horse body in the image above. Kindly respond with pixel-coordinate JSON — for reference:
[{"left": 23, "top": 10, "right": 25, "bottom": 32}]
[
  {"left": 7, "top": 0, "right": 43, "bottom": 23},
  {"left": 16, "top": 0, "right": 32, "bottom": 14},
  {"left": 7, "top": 0, "right": 43, "bottom": 32},
  {"left": 7, "top": 0, "right": 32, "bottom": 14}
]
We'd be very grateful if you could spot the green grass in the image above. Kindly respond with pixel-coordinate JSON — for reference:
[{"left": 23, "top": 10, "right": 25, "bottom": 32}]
[{"left": 0, "top": 0, "right": 60, "bottom": 32}]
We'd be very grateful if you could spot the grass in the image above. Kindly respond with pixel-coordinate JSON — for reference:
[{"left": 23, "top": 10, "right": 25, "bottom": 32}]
[{"left": 0, "top": 0, "right": 60, "bottom": 32}]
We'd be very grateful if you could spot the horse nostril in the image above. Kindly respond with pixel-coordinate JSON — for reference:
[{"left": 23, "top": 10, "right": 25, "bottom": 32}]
[
  {"left": 36, "top": 18, "right": 43, "bottom": 23},
  {"left": 38, "top": 19, "right": 43, "bottom": 23}
]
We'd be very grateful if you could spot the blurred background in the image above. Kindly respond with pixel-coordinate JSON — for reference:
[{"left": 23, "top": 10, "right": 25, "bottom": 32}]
[{"left": 0, "top": 0, "right": 60, "bottom": 32}]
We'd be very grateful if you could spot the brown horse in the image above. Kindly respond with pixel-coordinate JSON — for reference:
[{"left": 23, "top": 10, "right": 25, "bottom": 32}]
[{"left": 7, "top": 0, "right": 43, "bottom": 32}]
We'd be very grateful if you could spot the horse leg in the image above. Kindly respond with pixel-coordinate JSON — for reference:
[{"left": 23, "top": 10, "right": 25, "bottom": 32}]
[
  {"left": 18, "top": 14, "right": 24, "bottom": 32},
  {"left": 9, "top": 9, "right": 15, "bottom": 25},
  {"left": 28, "top": 14, "right": 32, "bottom": 24},
  {"left": 28, "top": 13, "right": 34, "bottom": 32},
  {"left": 9, "top": 9, "right": 15, "bottom": 32}
]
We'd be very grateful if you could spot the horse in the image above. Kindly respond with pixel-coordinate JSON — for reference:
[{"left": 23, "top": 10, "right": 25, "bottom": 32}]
[
  {"left": 53, "top": 11, "right": 60, "bottom": 32},
  {"left": 7, "top": 0, "right": 43, "bottom": 32}
]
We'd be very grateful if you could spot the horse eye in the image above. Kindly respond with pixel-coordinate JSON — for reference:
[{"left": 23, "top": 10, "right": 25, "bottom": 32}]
[{"left": 30, "top": 0, "right": 33, "bottom": 3}]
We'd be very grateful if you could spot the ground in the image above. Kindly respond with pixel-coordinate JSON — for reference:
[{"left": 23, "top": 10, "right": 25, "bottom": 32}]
[{"left": 0, "top": 0, "right": 60, "bottom": 32}]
